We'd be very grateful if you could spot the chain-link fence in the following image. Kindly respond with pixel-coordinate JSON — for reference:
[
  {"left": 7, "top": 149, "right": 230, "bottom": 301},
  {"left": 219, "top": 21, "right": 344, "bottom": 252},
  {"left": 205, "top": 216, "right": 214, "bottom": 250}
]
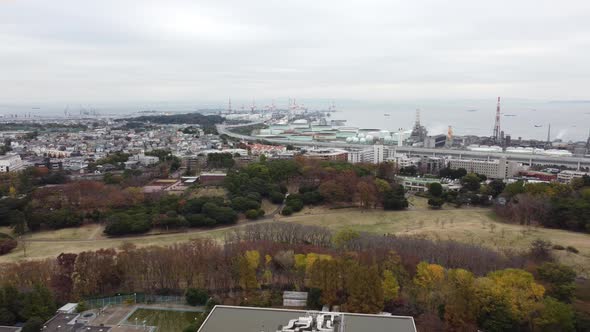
[{"left": 84, "top": 294, "right": 186, "bottom": 308}]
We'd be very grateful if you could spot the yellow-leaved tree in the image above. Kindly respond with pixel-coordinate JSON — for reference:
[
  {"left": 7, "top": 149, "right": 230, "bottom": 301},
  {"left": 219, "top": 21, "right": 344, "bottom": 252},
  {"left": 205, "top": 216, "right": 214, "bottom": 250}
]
[
  {"left": 239, "top": 250, "right": 261, "bottom": 291},
  {"left": 413, "top": 262, "right": 445, "bottom": 311},
  {"left": 443, "top": 268, "right": 478, "bottom": 330},
  {"left": 476, "top": 269, "right": 545, "bottom": 327},
  {"left": 382, "top": 270, "right": 400, "bottom": 302}
]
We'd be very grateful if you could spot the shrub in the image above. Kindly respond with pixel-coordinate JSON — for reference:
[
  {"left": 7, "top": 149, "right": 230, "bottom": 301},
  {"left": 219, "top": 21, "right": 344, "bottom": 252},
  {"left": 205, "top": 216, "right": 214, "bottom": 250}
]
[
  {"left": 22, "top": 317, "right": 44, "bottom": 332},
  {"left": 30, "top": 209, "right": 83, "bottom": 230},
  {"left": 383, "top": 189, "right": 408, "bottom": 210},
  {"left": 279, "top": 184, "right": 288, "bottom": 194},
  {"left": 0, "top": 233, "right": 17, "bottom": 255},
  {"left": 205, "top": 297, "right": 220, "bottom": 311},
  {"left": 281, "top": 206, "right": 293, "bottom": 216},
  {"left": 285, "top": 195, "right": 304, "bottom": 212},
  {"left": 566, "top": 246, "right": 579, "bottom": 254},
  {"left": 76, "top": 301, "right": 88, "bottom": 313},
  {"left": 245, "top": 209, "right": 260, "bottom": 220},
  {"left": 427, "top": 197, "right": 445, "bottom": 209},
  {"left": 231, "top": 197, "right": 260, "bottom": 212},
  {"left": 186, "top": 288, "right": 209, "bottom": 306},
  {"left": 270, "top": 191, "right": 285, "bottom": 204},
  {"left": 428, "top": 183, "right": 443, "bottom": 197},
  {"left": 307, "top": 288, "right": 323, "bottom": 310},
  {"left": 530, "top": 239, "right": 553, "bottom": 261},
  {"left": 302, "top": 191, "right": 324, "bottom": 205},
  {"left": 202, "top": 203, "right": 238, "bottom": 225},
  {"left": 104, "top": 213, "right": 152, "bottom": 236},
  {"left": 186, "top": 214, "right": 217, "bottom": 227}
]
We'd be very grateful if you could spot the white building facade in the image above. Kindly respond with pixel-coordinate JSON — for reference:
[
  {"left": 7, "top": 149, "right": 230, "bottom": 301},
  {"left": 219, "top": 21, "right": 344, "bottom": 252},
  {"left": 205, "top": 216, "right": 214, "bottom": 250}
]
[
  {"left": 347, "top": 144, "right": 388, "bottom": 164},
  {"left": 0, "top": 154, "right": 25, "bottom": 173},
  {"left": 448, "top": 157, "right": 521, "bottom": 179},
  {"left": 557, "top": 170, "right": 590, "bottom": 183}
]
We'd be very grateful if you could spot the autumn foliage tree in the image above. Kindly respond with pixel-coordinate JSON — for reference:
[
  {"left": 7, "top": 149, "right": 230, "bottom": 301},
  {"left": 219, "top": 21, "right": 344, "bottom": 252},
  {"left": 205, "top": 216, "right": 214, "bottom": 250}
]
[{"left": 0, "top": 222, "right": 580, "bottom": 332}]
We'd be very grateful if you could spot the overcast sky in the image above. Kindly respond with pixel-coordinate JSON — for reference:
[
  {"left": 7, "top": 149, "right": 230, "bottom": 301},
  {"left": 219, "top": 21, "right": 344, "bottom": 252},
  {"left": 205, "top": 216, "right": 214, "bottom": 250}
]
[{"left": 2, "top": 0, "right": 590, "bottom": 104}]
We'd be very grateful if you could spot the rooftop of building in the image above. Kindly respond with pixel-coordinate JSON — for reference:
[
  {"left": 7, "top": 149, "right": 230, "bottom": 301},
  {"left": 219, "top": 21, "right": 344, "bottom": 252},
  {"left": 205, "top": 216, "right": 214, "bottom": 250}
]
[
  {"left": 0, "top": 154, "right": 21, "bottom": 161},
  {"left": 397, "top": 176, "right": 442, "bottom": 184},
  {"left": 304, "top": 148, "right": 348, "bottom": 155},
  {"left": 0, "top": 327, "right": 21, "bottom": 332},
  {"left": 198, "top": 306, "right": 416, "bottom": 332},
  {"left": 42, "top": 313, "right": 112, "bottom": 332}
]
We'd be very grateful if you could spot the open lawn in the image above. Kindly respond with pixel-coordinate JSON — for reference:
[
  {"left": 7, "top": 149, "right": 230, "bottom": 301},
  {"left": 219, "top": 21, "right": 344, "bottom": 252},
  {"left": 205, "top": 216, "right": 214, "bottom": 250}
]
[
  {"left": 280, "top": 202, "right": 590, "bottom": 277},
  {"left": 1, "top": 198, "right": 588, "bottom": 277},
  {"left": 0, "top": 220, "right": 274, "bottom": 263},
  {"left": 0, "top": 224, "right": 103, "bottom": 240},
  {"left": 126, "top": 308, "right": 200, "bottom": 332}
]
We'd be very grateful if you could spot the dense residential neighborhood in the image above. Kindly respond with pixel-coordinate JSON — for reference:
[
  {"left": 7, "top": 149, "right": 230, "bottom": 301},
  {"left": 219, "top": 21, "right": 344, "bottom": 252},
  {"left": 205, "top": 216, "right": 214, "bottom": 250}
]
[{"left": 0, "top": 112, "right": 589, "bottom": 332}]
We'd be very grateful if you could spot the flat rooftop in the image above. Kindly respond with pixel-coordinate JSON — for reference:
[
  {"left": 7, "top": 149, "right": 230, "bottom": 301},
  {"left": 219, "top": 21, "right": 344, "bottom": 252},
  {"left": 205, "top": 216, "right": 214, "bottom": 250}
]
[
  {"left": 0, "top": 327, "right": 21, "bottom": 332},
  {"left": 42, "top": 313, "right": 111, "bottom": 332},
  {"left": 198, "top": 306, "right": 416, "bottom": 332}
]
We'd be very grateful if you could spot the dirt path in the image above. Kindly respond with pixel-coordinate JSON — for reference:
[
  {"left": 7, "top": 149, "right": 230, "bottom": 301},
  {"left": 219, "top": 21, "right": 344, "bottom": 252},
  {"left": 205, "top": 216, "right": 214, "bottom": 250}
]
[{"left": 87, "top": 224, "right": 104, "bottom": 240}]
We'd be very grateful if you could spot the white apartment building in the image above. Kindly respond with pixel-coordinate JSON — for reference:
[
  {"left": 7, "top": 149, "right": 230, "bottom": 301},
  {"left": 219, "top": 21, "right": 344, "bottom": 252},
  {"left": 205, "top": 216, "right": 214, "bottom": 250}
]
[
  {"left": 557, "top": 170, "right": 590, "bottom": 183},
  {"left": 348, "top": 150, "right": 362, "bottom": 164},
  {"left": 131, "top": 154, "right": 160, "bottom": 166},
  {"left": 448, "top": 157, "right": 521, "bottom": 179},
  {"left": 0, "top": 154, "right": 25, "bottom": 173},
  {"left": 347, "top": 144, "right": 388, "bottom": 164},
  {"left": 386, "top": 153, "right": 420, "bottom": 168}
]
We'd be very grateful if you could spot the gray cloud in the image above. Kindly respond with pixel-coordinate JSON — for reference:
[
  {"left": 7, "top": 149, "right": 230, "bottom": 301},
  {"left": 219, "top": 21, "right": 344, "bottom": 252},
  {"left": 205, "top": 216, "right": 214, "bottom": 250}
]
[{"left": 1, "top": 0, "right": 589, "bottom": 104}]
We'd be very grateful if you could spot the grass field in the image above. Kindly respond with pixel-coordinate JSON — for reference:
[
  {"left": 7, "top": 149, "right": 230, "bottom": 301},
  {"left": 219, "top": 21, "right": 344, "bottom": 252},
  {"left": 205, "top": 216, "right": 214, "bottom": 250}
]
[
  {"left": 0, "top": 219, "right": 274, "bottom": 263},
  {"left": 0, "top": 228, "right": 222, "bottom": 263},
  {"left": 281, "top": 202, "right": 590, "bottom": 276},
  {"left": 1, "top": 197, "right": 588, "bottom": 276},
  {"left": 126, "top": 308, "right": 200, "bottom": 332}
]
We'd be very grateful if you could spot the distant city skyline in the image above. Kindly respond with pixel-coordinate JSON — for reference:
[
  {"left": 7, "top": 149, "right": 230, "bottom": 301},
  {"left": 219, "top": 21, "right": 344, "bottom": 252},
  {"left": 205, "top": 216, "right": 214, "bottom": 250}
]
[
  {"left": 1, "top": 0, "right": 590, "bottom": 103},
  {"left": 1, "top": 97, "right": 590, "bottom": 142}
]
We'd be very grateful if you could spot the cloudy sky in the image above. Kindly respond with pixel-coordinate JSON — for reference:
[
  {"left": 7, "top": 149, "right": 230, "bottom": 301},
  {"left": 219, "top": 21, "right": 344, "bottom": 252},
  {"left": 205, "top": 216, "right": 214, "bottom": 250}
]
[{"left": 2, "top": 0, "right": 590, "bottom": 104}]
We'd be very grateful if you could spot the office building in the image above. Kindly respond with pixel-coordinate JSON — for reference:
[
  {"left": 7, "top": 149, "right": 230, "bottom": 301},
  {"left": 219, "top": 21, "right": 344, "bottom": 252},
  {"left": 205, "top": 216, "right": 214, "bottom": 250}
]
[
  {"left": 448, "top": 157, "right": 520, "bottom": 179},
  {"left": 557, "top": 170, "right": 590, "bottom": 183}
]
